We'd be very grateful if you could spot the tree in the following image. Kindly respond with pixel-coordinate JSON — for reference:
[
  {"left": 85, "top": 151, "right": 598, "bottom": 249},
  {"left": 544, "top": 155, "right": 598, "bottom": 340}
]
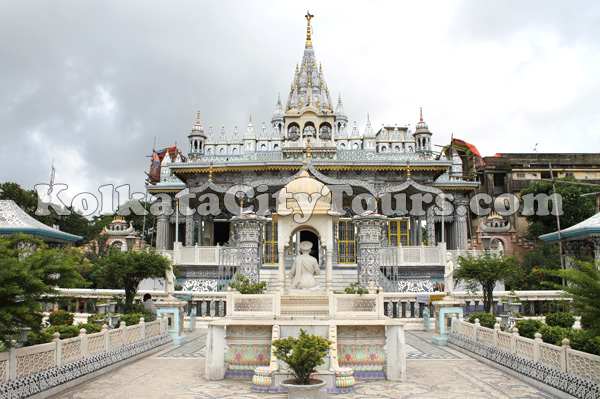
[
  {"left": 520, "top": 177, "right": 597, "bottom": 238},
  {"left": 0, "top": 234, "right": 85, "bottom": 347},
  {"left": 545, "top": 260, "right": 600, "bottom": 334},
  {"left": 94, "top": 249, "right": 170, "bottom": 312},
  {"left": 507, "top": 243, "right": 563, "bottom": 290},
  {"left": 454, "top": 253, "right": 521, "bottom": 314}
]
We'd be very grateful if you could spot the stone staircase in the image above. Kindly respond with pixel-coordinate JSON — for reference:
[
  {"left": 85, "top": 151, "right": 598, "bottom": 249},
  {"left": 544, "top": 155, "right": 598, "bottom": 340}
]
[{"left": 258, "top": 267, "right": 359, "bottom": 293}]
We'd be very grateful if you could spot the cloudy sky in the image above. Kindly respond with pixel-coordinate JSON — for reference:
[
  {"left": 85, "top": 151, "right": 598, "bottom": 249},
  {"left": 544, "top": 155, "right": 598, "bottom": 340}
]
[{"left": 1, "top": 1, "right": 599, "bottom": 211}]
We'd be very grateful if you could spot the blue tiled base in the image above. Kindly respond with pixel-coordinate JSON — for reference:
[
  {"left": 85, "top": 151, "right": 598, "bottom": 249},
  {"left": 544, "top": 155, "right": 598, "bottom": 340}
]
[
  {"left": 171, "top": 334, "right": 187, "bottom": 345},
  {"left": 432, "top": 335, "right": 448, "bottom": 346},
  {"left": 354, "top": 371, "right": 386, "bottom": 379},
  {"left": 226, "top": 370, "right": 255, "bottom": 379},
  {"left": 251, "top": 385, "right": 285, "bottom": 393}
]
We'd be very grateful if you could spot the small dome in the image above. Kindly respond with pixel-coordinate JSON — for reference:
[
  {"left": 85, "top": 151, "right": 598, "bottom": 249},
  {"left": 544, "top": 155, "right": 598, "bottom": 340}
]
[{"left": 277, "top": 165, "right": 332, "bottom": 215}]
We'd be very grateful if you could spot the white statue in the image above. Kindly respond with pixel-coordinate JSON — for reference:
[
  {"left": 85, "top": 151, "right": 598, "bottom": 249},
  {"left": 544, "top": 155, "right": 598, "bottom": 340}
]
[
  {"left": 290, "top": 241, "right": 321, "bottom": 290},
  {"left": 444, "top": 252, "right": 454, "bottom": 296},
  {"left": 165, "top": 265, "right": 176, "bottom": 299}
]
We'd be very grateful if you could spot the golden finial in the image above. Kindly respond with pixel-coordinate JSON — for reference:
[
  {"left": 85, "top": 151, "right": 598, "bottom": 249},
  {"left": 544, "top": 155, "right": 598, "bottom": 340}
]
[
  {"left": 305, "top": 11, "right": 314, "bottom": 47},
  {"left": 208, "top": 164, "right": 213, "bottom": 180},
  {"left": 303, "top": 61, "right": 306, "bottom": 69},
  {"left": 367, "top": 113, "right": 370, "bottom": 122},
  {"left": 406, "top": 162, "right": 411, "bottom": 179},
  {"left": 317, "top": 97, "right": 320, "bottom": 107},
  {"left": 319, "top": 63, "right": 322, "bottom": 72},
  {"left": 312, "top": 60, "right": 315, "bottom": 69},
  {"left": 420, "top": 107, "right": 423, "bottom": 122},
  {"left": 296, "top": 63, "right": 299, "bottom": 72},
  {"left": 249, "top": 115, "right": 252, "bottom": 124},
  {"left": 196, "top": 110, "right": 200, "bottom": 123},
  {"left": 307, "top": 142, "right": 311, "bottom": 157},
  {"left": 307, "top": 93, "right": 311, "bottom": 105},
  {"left": 299, "top": 97, "right": 302, "bottom": 107}
]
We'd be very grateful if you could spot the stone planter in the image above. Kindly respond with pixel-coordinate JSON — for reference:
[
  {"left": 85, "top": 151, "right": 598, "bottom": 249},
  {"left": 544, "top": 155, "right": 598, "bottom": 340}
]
[
  {"left": 509, "top": 303, "right": 522, "bottom": 313},
  {"left": 280, "top": 379, "right": 326, "bottom": 399},
  {"left": 96, "top": 304, "right": 107, "bottom": 314}
]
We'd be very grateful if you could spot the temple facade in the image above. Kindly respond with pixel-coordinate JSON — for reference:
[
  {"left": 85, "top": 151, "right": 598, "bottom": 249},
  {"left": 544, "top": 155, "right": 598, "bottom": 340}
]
[{"left": 146, "top": 14, "right": 479, "bottom": 293}]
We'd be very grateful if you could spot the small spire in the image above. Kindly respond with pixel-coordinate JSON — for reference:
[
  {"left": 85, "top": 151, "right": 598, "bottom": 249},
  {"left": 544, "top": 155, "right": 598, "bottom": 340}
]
[
  {"left": 407, "top": 162, "right": 411, "bottom": 179},
  {"left": 208, "top": 164, "right": 213, "bottom": 180},
  {"left": 296, "top": 63, "right": 299, "bottom": 72},
  {"left": 196, "top": 110, "right": 200, "bottom": 124},
  {"left": 305, "top": 11, "right": 314, "bottom": 47},
  {"left": 420, "top": 107, "right": 423, "bottom": 122},
  {"left": 319, "top": 62, "right": 322, "bottom": 72},
  {"left": 249, "top": 115, "right": 252, "bottom": 125},
  {"left": 367, "top": 113, "right": 370, "bottom": 123}
]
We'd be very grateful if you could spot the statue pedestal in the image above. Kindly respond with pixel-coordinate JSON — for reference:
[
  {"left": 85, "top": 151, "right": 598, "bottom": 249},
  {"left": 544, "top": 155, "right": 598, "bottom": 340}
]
[
  {"left": 431, "top": 297, "right": 464, "bottom": 346},
  {"left": 287, "top": 288, "right": 326, "bottom": 296},
  {"left": 156, "top": 297, "right": 187, "bottom": 345}
]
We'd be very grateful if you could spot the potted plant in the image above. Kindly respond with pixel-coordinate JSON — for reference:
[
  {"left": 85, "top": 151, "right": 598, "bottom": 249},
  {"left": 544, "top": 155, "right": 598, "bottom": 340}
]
[{"left": 272, "top": 329, "right": 331, "bottom": 399}]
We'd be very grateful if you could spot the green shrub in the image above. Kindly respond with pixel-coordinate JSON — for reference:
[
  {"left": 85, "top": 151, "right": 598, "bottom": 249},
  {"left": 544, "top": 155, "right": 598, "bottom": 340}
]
[
  {"left": 539, "top": 325, "right": 570, "bottom": 346},
  {"left": 545, "top": 313, "right": 575, "bottom": 329},
  {"left": 77, "top": 323, "right": 102, "bottom": 334},
  {"left": 46, "top": 325, "right": 81, "bottom": 339},
  {"left": 88, "top": 314, "right": 107, "bottom": 323},
  {"left": 23, "top": 331, "right": 54, "bottom": 346},
  {"left": 272, "top": 329, "right": 331, "bottom": 385},
  {"left": 468, "top": 312, "right": 497, "bottom": 329},
  {"left": 228, "top": 274, "right": 267, "bottom": 294},
  {"left": 120, "top": 313, "right": 147, "bottom": 326},
  {"left": 514, "top": 319, "right": 544, "bottom": 339},
  {"left": 48, "top": 310, "right": 74, "bottom": 326}
]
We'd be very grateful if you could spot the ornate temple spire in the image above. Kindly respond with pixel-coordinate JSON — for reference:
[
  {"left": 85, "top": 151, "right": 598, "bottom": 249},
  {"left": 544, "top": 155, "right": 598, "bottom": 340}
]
[
  {"left": 244, "top": 115, "right": 255, "bottom": 139},
  {"left": 218, "top": 125, "right": 228, "bottom": 143},
  {"left": 364, "top": 113, "right": 376, "bottom": 138},
  {"left": 351, "top": 120, "right": 361, "bottom": 138},
  {"left": 335, "top": 94, "right": 347, "bottom": 121},
  {"left": 231, "top": 125, "right": 241, "bottom": 143},
  {"left": 285, "top": 13, "right": 333, "bottom": 113},
  {"left": 305, "top": 11, "right": 314, "bottom": 48}
]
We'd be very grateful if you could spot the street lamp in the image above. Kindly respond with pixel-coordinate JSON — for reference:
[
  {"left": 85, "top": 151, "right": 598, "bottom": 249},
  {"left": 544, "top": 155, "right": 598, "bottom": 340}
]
[
  {"left": 125, "top": 234, "right": 137, "bottom": 252},
  {"left": 480, "top": 235, "right": 491, "bottom": 254}
]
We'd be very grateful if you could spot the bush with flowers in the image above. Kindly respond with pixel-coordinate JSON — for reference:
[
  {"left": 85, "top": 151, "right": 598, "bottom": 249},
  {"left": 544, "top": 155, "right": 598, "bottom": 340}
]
[{"left": 48, "top": 310, "right": 74, "bottom": 326}]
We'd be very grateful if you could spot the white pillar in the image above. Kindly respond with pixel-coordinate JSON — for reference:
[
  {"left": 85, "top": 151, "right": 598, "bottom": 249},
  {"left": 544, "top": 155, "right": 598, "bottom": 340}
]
[
  {"left": 205, "top": 324, "right": 226, "bottom": 380},
  {"left": 278, "top": 247, "right": 286, "bottom": 291},
  {"left": 326, "top": 247, "right": 333, "bottom": 292},
  {"left": 385, "top": 324, "right": 406, "bottom": 381}
]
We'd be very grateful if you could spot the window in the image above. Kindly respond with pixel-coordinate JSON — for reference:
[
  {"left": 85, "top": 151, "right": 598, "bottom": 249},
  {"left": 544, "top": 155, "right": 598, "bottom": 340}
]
[
  {"left": 338, "top": 220, "right": 356, "bottom": 263},
  {"left": 264, "top": 221, "right": 278, "bottom": 264},
  {"left": 565, "top": 172, "right": 574, "bottom": 178},
  {"left": 389, "top": 219, "right": 409, "bottom": 246},
  {"left": 516, "top": 172, "right": 525, "bottom": 179},
  {"left": 201, "top": 219, "right": 213, "bottom": 246}
]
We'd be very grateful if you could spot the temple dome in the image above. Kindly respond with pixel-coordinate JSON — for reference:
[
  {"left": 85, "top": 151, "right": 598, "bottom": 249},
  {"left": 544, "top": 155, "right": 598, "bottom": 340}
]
[{"left": 277, "top": 163, "right": 332, "bottom": 215}]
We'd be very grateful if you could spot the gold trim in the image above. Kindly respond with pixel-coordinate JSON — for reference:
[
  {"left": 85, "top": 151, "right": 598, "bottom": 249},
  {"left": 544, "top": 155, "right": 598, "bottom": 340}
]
[
  {"left": 172, "top": 164, "right": 449, "bottom": 174},
  {"left": 433, "top": 186, "right": 478, "bottom": 191}
]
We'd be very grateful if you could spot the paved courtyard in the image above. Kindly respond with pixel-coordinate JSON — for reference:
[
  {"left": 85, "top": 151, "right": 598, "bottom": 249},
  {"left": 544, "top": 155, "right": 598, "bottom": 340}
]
[{"left": 50, "top": 330, "right": 556, "bottom": 399}]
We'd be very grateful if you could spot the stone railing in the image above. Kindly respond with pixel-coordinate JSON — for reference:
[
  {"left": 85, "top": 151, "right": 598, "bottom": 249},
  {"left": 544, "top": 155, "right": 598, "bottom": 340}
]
[
  {"left": 380, "top": 245, "right": 500, "bottom": 268},
  {"left": 226, "top": 292, "right": 277, "bottom": 318},
  {"left": 0, "top": 317, "right": 169, "bottom": 383},
  {"left": 332, "top": 293, "right": 384, "bottom": 318},
  {"left": 51, "top": 289, "right": 571, "bottom": 322},
  {"left": 450, "top": 317, "right": 600, "bottom": 385}
]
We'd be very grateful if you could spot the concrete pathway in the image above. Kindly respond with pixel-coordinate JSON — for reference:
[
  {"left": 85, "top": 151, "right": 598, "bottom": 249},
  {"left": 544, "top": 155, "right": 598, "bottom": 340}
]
[{"left": 50, "top": 330, "right": 556, "bottom": 399}]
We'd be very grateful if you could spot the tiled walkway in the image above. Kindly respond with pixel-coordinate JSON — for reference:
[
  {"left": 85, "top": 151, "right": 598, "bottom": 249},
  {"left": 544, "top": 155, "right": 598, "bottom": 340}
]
[{"left": 51, "top": 330, "right": 556, "bottom": 399}]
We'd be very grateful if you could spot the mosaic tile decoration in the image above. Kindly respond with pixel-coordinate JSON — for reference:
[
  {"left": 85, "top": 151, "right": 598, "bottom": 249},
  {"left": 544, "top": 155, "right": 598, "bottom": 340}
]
[
  {"left": 0, "top": 335, "right": 172, "bottom": 399},
  {"left": 448, "top": 333, "right": 600, "bottom": 399}
]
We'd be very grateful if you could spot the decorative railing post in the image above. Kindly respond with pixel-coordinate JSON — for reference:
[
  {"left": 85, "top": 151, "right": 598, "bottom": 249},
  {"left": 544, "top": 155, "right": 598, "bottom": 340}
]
[
  {"left": 533, "top": 332, "right": 542, "bottom": 362},
  {"left": 231, "top": 212, "right": 268, "bottom": 283},
  {"left": 561, "top": 338, "right": 570, "bottom": 372},
  {"left": 140, "top": 318, "right": 146, "bottom": 340},
  {"left": 511, "top": 328, "right": 519, "bottom": 354},
  {"left": 493, "top": 322, "right": 500, "bottom": 347},
  {"left": 53, "top": 332, "right": 62, "bottom": 367},
  {"left": 8, "top": 342, "right": 17, "bottom": 381},
  {"left": 79, "top": 328, "right": 88, "bottom": 358},
  {"left": 353, "top": 212, "right": 387, "bottom": 288},
  {"left": 474, "top": 318, "right": 480, "bottom": 342},
  {"left": 102, "top": 324, "right": 109, "bottom": 351},
  {"left": 120, "top": 321, "right": 126, "bottom": 347}
]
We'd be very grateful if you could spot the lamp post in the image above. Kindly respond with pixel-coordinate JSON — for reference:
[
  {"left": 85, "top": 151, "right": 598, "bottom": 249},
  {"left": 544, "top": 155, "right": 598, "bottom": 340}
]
[
  {"left": 125, "top": 234, "right": 136, "bottom": 252},
  {"left": 480, "top": 235, "right": 491, "bottom": 255}
]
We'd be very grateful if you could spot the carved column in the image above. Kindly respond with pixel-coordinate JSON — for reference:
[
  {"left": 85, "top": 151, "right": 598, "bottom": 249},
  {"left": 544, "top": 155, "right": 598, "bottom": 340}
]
[
  {"left": 563, "top": 241, "right": 583, "bottom": 269},
  {"left": 353, "top": 213, "right": 387, "bottom": 288},
  {"left": 231, "top": 214, "right": 267, "bottom": 283},
  {"left": 156, "top": 215, "right": 169, "bottom": 251},
  {"left": 417, "top": 216, "right": 423, "bottom": 245},
  {"left": 185, "top": 215, "right": 195, "bottom": 246},
  {"left": 426, "top": 207, "right": 435, "bottom": 246}
]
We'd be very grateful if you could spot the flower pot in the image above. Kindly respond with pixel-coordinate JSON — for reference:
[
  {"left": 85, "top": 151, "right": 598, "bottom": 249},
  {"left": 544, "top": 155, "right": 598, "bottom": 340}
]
[
  {"left": 280, "top": 379, "right": 326, "bottom": 399},
  {"left": 509, "top": 303, "right": 522, "bottom": 313},
  {"left": 96, "top": 304, "right": 107, "bottom": 315}
]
